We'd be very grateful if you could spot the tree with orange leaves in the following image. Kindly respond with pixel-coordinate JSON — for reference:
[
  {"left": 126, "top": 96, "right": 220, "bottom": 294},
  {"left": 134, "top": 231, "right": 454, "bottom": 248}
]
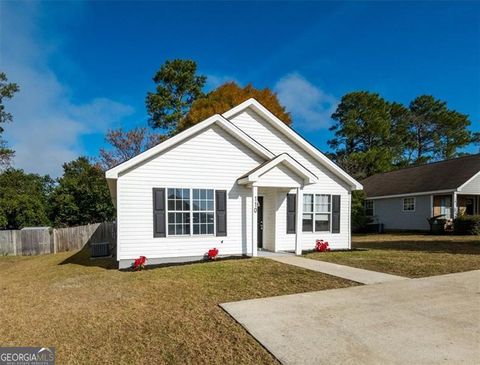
[{"left": 179, "top": 82, "right": 291, "bottom": 131}]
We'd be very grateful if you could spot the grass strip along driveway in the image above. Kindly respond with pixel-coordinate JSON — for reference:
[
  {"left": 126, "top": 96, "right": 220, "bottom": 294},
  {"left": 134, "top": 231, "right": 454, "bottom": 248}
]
[
  {"left": 305, "top": 234, "right": 480, "bottom": 278},
  {"left": 0, "top": 249, "right": 356, "bottom": 365}
]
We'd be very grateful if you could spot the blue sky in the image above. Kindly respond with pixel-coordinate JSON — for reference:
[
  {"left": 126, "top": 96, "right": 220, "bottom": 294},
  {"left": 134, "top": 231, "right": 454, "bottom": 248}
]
[{"left": 1, "top": 1, "right": 479, "bottom": 176}]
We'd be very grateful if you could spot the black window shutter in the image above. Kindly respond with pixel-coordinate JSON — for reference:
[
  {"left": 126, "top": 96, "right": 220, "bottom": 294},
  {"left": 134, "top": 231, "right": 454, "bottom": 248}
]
[
  {"left": 332, "top": 195, "right": 341, "bottom": 233},
  {"left": 215, "top": 190, "right": 227, "bottom": 237},
  {"left": 153, "top": 188, "right": 166, "bottom": 237},
  {"left": 286, "top": 194, "right": 296, "bottom": 234}
]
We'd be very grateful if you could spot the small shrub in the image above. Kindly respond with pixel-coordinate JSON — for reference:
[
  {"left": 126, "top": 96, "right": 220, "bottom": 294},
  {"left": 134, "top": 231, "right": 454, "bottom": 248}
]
[
  {"left": 454, "top": 215, "right": 480, "bottom": 235},
  {"left": 207, "top": 248, "right": 219, "bottom": 260},
  {"left": 132, "top": 256, "right": 147, "bottom": 270},
  {"left": 315, "top": 239, "right": 330, "bottom": 252}
]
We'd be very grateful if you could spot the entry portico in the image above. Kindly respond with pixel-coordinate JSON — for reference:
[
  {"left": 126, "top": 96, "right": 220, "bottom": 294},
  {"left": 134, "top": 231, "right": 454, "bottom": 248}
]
[{"left": 237, "top": 153, "right": 319, "bottom": 257}]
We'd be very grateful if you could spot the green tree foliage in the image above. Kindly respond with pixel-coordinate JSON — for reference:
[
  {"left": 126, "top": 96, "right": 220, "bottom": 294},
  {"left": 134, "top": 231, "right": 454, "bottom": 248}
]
[
  {"left": 0, "top": 72, "right": 19, "bottom": 169},
  {"left": 179, "top": 81, "right": 291, "bottom": 131},
  {"left": 405, "top": 95, "right": 473, "bottom": 164},
  {"left": 0, "top": 169, "right": 53, "bottom": 229},
  {"left": 49, "top": 157, "right": 115, "bottom": 227},
  {"left": 351, "top": 190, "right": 370, "bottom": 231},
  {"left": 328, "top": 92, "right": 408, "bottom": 179},
  {"left": 146, "top": 59, "right": 206, "bottom": 135},
  {"left": 472, "top": 132, "right": 480, "bottom": 153},
  {"left": 329, "top": 92, "right": 476, "bottom": 178}
]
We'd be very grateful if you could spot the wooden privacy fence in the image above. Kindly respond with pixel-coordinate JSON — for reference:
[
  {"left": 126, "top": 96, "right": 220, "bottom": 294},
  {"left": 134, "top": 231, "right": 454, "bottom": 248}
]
[{"left": 0, "top": 222, "right": 116, "bottom": 256}]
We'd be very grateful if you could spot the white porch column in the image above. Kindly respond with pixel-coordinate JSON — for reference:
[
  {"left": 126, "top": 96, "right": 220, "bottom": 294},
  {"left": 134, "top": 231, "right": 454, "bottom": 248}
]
[
  {"left": 295, "top": 187, "right": 303, "bottom": 255},
  {"left": 453, "top": 192, "right": 458, "bottom": 219},
  {"left": 252, "top": 186, "right": 258, "bottom": 257}
]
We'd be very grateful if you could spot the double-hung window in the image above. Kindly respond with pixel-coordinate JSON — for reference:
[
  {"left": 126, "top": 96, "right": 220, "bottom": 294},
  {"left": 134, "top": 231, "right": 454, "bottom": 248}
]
[
  {"left": 303, "top": 194, "right": 331, "bottom": 232},
  {"left": 439, "top": 196, "right": 451, "bottom": 218},
  {"left": 167, "top": 188, "right": 215, "bottom": 236},
  {"left": 167, "top": 188, "right": 191, "bottom": 235},
  {"left": 365, "top": 200, "right": 374, "bottom": 216},
  {"left": 402, "top": 197, "right": 415, "bottom": 212},
  {"left": 192, "top": 189, "right": 214, "bottom": 235}
]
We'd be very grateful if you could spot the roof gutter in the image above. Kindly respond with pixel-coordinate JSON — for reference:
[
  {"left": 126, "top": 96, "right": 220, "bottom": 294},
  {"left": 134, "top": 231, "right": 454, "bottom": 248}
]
[{"left": 366, "top": 189, "right": 458, "bottom": 200}]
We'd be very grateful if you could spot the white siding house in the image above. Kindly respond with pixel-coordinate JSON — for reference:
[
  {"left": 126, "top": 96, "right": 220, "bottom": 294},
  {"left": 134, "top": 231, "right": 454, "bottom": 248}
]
[{"left": 106, "top": 99, "right": 362, "bottom": 268}]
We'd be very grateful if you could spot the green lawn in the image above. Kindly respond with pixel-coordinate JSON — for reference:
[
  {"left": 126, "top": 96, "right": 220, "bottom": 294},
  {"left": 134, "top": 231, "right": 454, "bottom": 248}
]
[
  {"left": 0, "top": 249, "right": 356, "bottom": 364},
  {"left": 305, "top": 234, "right": 480, "bottom": 278}
]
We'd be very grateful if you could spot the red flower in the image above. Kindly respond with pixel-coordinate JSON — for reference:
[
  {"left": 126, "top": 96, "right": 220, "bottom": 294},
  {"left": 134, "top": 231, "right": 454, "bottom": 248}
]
[
  {"left": 315, "top": 240, "right": 330, "bottom": 252},
  {"left": 132, "top": 256, "right": 147, "bottom": 270},
  {"left": 207, "top": 248, "right": 219, "bottom": 260}
]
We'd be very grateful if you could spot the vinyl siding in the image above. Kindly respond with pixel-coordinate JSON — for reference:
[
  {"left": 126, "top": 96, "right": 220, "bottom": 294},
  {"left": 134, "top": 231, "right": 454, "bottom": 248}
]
[
  {"left": 116, "top": 107, "right": 355, "bottom": 262},
  {"left": 117, "top": 125, "right": 264, "bottom": 260},
  {"left": 274, "top": 189, "right": 296, "bottom": 251},
  {"left": 258, "top": 188, "right": 276, "bottom": 251},
  {"left": 230, "top": 109, "right": 351, "bottom": 249},
  {"left": 254, "top": 164, "right": 303, "bottom": 188},
  {"left": 370, "top": 195, "right": 431, "bottom": 231},
  {"left": 460, "top": 173, "right": 480, "bottom": 194}
]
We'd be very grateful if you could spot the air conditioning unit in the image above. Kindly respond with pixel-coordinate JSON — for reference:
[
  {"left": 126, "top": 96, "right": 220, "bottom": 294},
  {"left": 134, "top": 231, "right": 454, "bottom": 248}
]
[{"left": 91, "top": 242, "right": 110, "bottom": 258}]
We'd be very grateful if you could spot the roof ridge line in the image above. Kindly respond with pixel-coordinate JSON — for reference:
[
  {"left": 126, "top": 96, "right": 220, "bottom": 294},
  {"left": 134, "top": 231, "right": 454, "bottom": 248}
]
[{"left": 364, "top": 153, "right": 480, "bottom": 178}]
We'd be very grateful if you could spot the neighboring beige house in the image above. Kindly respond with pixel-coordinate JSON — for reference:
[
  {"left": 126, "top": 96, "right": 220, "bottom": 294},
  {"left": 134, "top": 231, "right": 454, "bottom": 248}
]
[{"left": 362, "top": 154, "right": 480, "bottom": 231}]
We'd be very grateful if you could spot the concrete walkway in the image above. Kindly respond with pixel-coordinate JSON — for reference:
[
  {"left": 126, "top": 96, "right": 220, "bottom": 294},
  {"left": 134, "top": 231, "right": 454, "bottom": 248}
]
[
  {"left": 221, "top": 270, "right": 480, "bottom": 365},
  {"left": 260, "top": 252, "right": 406, "bottom": 284}
]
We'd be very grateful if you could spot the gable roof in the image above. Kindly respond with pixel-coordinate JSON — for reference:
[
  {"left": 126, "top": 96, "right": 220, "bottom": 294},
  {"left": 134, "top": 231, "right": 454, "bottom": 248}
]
[
  {"left": 106, "top": 98, "right": 362, "bottom": 190},
  {"left": 223, "top": 98, "right": 362, "bottom": 190},
  {"left": 106, "top": 114, "right": 274, "bottom": 179},
  {"left": 362, "top": 154, "right": 480, "bottom": 198},
  {"left": 237, "top": 153, "right": 318, "bottom": 185}
]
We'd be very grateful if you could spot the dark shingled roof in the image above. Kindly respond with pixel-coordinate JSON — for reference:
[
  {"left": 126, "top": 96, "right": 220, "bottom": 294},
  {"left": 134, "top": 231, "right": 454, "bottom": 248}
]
[{"left": 361, "top": 154, "right": 480, "bottom": 198}]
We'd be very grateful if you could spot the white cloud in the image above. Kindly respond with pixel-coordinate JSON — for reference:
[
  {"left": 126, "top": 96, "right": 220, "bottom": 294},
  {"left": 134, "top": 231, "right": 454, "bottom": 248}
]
[
  {"left": 275, "top": 73, "right": 337, "bottom": 131},
  {"left": 205, "top": 74, "right": 239, "bottom": 91},
  {"left": 0, "top": 2, "right": 134, "bottom": 177}
]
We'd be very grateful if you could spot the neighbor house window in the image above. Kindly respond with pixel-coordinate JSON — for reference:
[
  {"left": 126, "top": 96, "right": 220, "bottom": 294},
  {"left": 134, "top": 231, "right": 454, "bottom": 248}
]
[
  {"left": 192, "top": 189, "right": 214, "bottom": 235},
  {"left": 167, "top": 188, "right": 215, "bottom": 236},
  {"left": 403, "top": 197, "right": 415, "bottom": 212},
  {"left": 439, "top": 196, "right": 452, "bottom": 219},
  {"left": 303, "top": 194, "right": 331, "bottom": 232},
  {"left": 168, "top": 188, "right": 191, "bottom": 235},
  {"left": 365, "top": 200, "right": 374, "bottom": 216}
]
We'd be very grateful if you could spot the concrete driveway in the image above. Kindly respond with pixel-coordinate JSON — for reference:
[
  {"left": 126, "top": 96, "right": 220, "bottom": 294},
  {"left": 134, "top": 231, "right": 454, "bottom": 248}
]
[{"left": 221, "top": 270, "right": 480, "bottom": 365}]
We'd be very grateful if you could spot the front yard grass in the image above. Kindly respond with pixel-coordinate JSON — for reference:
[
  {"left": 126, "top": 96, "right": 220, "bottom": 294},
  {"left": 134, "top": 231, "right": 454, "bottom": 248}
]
[
  {"left": 305, "top": 234, "right": 480, "bottom": 278},
  {"left": 0, "top": 250, "right": 356, "bottom": 365}
]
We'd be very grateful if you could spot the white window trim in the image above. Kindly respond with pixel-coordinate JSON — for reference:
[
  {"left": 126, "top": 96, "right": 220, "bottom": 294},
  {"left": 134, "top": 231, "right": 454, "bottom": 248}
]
[
  {"left": 402, "top": 197, "right": 416, "bottom": 212},
  {"left": 302, "top": 194, "right": 332, "bottom": 233},
  {"left": 166, "top": 187, "right": 216, "bottom": 237}
]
